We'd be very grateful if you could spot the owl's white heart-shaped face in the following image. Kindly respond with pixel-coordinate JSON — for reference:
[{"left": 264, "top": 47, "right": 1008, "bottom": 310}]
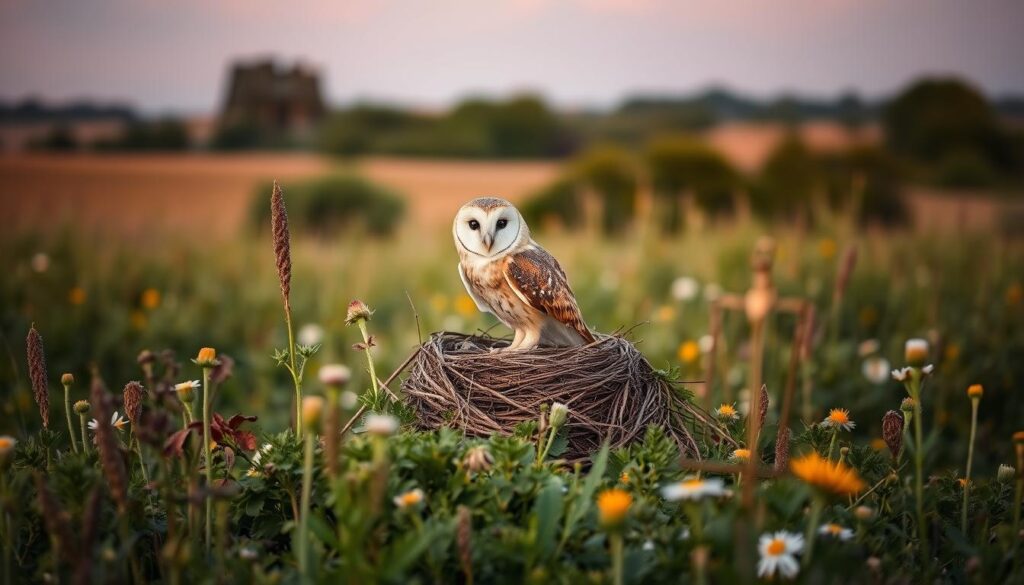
[{"left": 453, "top": 198, "right": 525, "bottom": 259}]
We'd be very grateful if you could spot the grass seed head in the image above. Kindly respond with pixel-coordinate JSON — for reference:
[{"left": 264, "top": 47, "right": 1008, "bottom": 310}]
[
  {"left": 270, "top": 181, "right": 292, "bottom": 303},
  {"left": 26, "top": 325, "right": 50, "bottom": 428},
  {"left": 122, "top": 381, "right": 144, "bottom": 426},
  {"left": 882, "top": 410, "right": 903, "bottom": 458}
]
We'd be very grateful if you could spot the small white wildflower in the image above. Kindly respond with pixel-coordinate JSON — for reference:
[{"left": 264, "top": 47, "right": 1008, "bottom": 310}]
[
  {"left": 365, "top": 414, "right": 399, "bottom": 437},
  {"left": 670, "top": 276, "right": 700, "bottom": 302},
  {"left": 297, "top": 323, "right": 325, "bottom": 347},
  {"left": 661, "top": 476, "right": 727, "bottom": 502},
  {"left": 861, "top": 356, "right": 891, "bottom": 384},
  {"left": 818, "top": 523, "right": 854, "bottom": 541},
  {"left": 757, "top": 531, "right": 804, "bottom": 579},
  {"left": 318, "top": 364, "right": 352, "bottom": 386}
]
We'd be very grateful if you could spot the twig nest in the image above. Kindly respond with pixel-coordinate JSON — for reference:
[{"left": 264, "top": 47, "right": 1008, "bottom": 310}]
[{"left": 401, "top": 332, "right": 712, "bottom": 462}]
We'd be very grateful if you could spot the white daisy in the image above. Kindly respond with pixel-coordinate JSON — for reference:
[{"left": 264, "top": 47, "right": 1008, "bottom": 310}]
[
  {"left": 861, "top": 356, "right": 891, "bottom": 384},
  {"left": 318, "top": 364, "right": 352, "bottom": 386},
  {"left": 818, "top": 523, "right": 854, "bottom": 541},
  {"left": 88, "top": 411, "right": 129, "bottom": 432},
  {"left": 175, "top": 380, "right": 200, "bottom": 392},
  {"left": 247, "top": 443, "right": 273, "bottom": 477},
  {"left": 365, "top": 414, "right": 399, "bottom": 437},
  {"left": 891, "top": 367, "right": 911, "bottom": 382},
  {"left": 757, "top": 531, "right": 804, "bottom": 579},
  {"left": 661, "top": 476, "right": 727, "bottom": 502},
  {"left": 921, "top": 364, "right": 934, "bottom": 375},
  {"left": 298, "top": 323, "right": 325, "bottom": 347},
  {"left": 670, "top": 276, "right": 700, "bottom": 302}
]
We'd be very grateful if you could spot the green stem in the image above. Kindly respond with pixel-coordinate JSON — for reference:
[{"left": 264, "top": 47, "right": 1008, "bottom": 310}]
[
  {"left": 202, "top": 366, "right": 213, "bottom": 554},
  {"left": 298, "top": 431, "right": 315, "bottom": 582},
  {"left": 63, "top": 384, "right": 78, "bottom": 453},
  {"left": 685, "top": 502, "right": 704, "bottom": 542},
  {"left": 537, "top": 427, "right": 558, "bottom": 467},
  {"left": 134, "top": 435, "right": 150, "bottom": 490},
  {"left": 826, "top": 427, "right": 839, "bottom": 461},
  {"left": 358, "top": 321, "right": 380, "bottom": 404},
  {"left": 961, "top": 399, "right": 978, "bottom": 536},
  {"left": 610, "top": 532, "right": 623, "bottom": 585},
  {"left": 182, "top": 403, "right": 194, "bottom": 428},
  {"left": 79, "top": 413, "right": 90, "bottom": 455},
  {"left": 1, "top": 474, "right": 10, "bottom": 585},
  {"left": 911, "top": 379, "right": 928, "bottom": 564},
  {"left": 802, "top": 495, "right": 824, "bottom": 567},
  {"left": 285, "top": 301, "right": 302, "bottom": 439}
]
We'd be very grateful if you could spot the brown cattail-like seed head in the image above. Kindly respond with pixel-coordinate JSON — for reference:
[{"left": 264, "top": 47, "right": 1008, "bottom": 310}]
[
  {"left": 757, "top": 384, "right": 769, "bottom": 431},
  {"left": 91, "top": 371, "right": 127, "bottom": 511},
  {"left": 456, "top": 505, "right": 473, "bottom": 583},
  {"left": 122, "top": 381, "right": 144, "bottom": 426},
  {"left": 271, "top": 181, "right": 292, "bottom": 304},
  {"left": 26, "top": 326, "right": 50, "bottom": 428},
  {"left": 882, "top": 410, "right": 904, "bottom": 458},
  {"left": 774, "top": 428, "right": 791, "bottom": 474}
]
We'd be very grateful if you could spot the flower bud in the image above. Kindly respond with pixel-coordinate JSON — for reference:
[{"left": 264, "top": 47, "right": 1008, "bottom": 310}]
[
  {"left": 967, "top": 384, "right": 983, "bottom": 399},
  {"left": 175, "top": 381, "right": 199, "bottom": 404},
  {"left": 854, "top": 506, "right": 875, "bottom": 521},
  {"left": 596, "top": 488, "right": 632, "bottom": 528},
  {"left": 0, "top": 436, "right": 17, "bottom": 459},
  {"left": 195, "top": 347, "right": 218, "bottom": 368},
  {"left": 900, "top": 397, "right": 915, "bottom": 414},
  {"left": 61, "top": 373, "right": 75, "bottom": 386},
  {"left": 73, "top": 400, "right": 90, "bottom": 414},
  {"left": 137, "top": 349, "right": 156, "bottom": 366},
  {"left": 365, "top": 413, "right": 399, "bottom": 437},
  {"left": 302, "top": 396, "right": 325, "bottom": 433},
  {"left": 881, "top": 410, "right": 903, "bottom": 459},
  {"left": 904, "top": 338, "right": 929, "bottom": 367},
  {"left": 345, "top": 300, "right": 373, "bottom": 326},
  {"left": 463, "top": 445, "right": 494, "bottom": 474},
  {"left": 318, "top": 364, "right": 352, "bottom": 387},
  {"left": 549, "top": 402, "right": 569, "bottom": 430},
  {"left": 997, "top": 464, "right": 1016, "bottom": 483}
]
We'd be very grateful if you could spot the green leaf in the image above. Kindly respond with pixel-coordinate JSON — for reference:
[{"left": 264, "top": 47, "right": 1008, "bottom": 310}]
[
  {"left": 560, "top": 443, "right": 609, "bottom": 551},
  {"left": 531, "top": 476, "right": 564, "bottom": 562}
]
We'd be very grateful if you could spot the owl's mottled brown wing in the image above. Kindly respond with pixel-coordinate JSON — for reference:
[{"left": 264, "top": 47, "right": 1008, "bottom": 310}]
[{"left": 503, "top": 247, "right": 596, "bottom": 343}]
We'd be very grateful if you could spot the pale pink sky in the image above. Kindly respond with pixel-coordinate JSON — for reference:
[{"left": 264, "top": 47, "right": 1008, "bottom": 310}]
[{"left": 1, "top": 0, "right": 1020, "bottom": 114}]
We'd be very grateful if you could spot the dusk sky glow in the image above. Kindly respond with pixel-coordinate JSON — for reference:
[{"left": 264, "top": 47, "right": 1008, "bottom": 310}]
[{"left": 1, "top": 0, "right": 1021, "bottom": 114}]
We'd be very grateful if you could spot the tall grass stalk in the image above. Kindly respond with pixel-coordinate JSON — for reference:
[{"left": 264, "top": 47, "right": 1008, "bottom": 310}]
[
  {"left": 298, "top": 429, "right": 315, "bottom": 581},
  {"left": 62, "top": 376, "right": 78, "bottom": 453},
  {"left": 271, "top": 182, "right": 303, "bottom": 438},
  {"left": 961, "top": 393, "right": 980, "bottom": 535},
  {"left": 202, "top": 365, "right": 213, "bottom": 553}
]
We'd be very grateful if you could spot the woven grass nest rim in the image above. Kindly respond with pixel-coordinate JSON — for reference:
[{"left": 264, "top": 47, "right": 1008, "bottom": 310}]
[{"left": 398, "top": 331, "right": 729, "bottom": 462}]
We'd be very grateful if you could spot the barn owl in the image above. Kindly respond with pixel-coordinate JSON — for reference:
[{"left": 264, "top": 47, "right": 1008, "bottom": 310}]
[{"left": 453, "top": 197, "right": 596, "bottom": 351}]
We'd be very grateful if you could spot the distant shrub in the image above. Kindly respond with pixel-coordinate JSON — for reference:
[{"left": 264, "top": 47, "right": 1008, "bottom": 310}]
[
  {"left": 96, "top": 118, "right": 189, "bottom": 151},
  {"left": 250, "top": 174, "right": 406, "bottom": 237},
  {"left": 28, "top": 124, "right": 77, "bottom": 151},
  {"left": 644, "top": 135, "right": 739, "bottom": 230},
  {"left": 572, "top": 145, "right": 638, "bottom": 233},
  {"left": 819, "top": 146, "right": 908, "bottom": 226},
  {"left": 520, "top": 176, "right": 581, "bottom": 230},
  {"left": 750, "top": 135, "right": 821, "bottom": 219},
  {"left": 933, "top": 149, "right": 999, "bottom": 189}
]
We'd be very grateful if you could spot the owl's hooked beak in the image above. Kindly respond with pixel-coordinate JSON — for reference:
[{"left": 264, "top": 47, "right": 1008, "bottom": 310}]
[{"left": 482, "top": 231, "right": 494, "bottom": 251}]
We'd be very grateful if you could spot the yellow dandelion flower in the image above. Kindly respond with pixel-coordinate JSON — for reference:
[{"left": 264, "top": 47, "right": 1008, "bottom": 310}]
[
  {"left": 69, "top": 287, "right": 86, "bottom": 305},
  {"left": 821, "top": 408, "right": 855, "bottom": 432},
  {"left": 790, "top": 452, "right": 865, "bottom": 496},
  {"left": 655, "top": 305, "right": 676, "bottom": 323},
  {"left": 596, "top": 488, "right": 632, "bottom": 527},
  {"left": 141, "top": 288, "right": 161, "bottom": 310},
  {"left": 429, "top": 294, "right": 448, "bottom": 313},
  {"left": 1007, "top": 283, "right": 1022, "bottom": 307},
  {"left": 455, "top": 294, "right": 478, "bottom": 317},
  {"left": 818, "top": 238, "right": 837, "bottom": 260},
  {"left": 715, "top": 403, "right": 739, "bottom": 421},
  {"left": 677, "top": 341, "right": 700, "bottom": 364},
  {"left": 732, "top": 448, "right": 751, "bottom": 462}
]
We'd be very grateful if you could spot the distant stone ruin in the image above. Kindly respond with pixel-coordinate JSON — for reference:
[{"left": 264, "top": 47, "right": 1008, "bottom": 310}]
[{"left": 219, "top": 59, "right": 326, "bottom": 135}]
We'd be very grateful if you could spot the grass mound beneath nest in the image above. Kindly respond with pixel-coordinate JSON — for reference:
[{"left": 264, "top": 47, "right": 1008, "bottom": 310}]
[{"left": 400, "top": 331, "right": 720, "bottom": 461}]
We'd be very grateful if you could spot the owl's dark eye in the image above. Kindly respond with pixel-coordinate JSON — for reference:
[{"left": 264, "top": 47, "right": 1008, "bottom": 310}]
[
  {"left": 468, "top": 219, "right": 480, "bottom": 230},
  {"left": 496, "top": 219, "right": 508, "bottom": 230}
]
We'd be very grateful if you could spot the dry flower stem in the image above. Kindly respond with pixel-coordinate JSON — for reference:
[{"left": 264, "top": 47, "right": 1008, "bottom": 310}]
[
  {"left": 961, "top": 398, "right": 979, "bottom": 536},
  {"left": 63, "top": 381, "right": 78, "bottom": 453}
]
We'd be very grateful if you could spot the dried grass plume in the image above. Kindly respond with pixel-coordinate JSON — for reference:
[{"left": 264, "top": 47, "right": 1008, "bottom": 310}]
[
  {"left": 26, "top": 325, "right": 50, "bottom": 428},
  {"left": 270, "top": 181, "right": 292, "bottom": 304}
]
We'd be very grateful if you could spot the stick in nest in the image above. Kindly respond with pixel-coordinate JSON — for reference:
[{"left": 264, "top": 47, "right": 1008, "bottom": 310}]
[{"left": 399, "top": 332, "right": 729, "bottom": 462}]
